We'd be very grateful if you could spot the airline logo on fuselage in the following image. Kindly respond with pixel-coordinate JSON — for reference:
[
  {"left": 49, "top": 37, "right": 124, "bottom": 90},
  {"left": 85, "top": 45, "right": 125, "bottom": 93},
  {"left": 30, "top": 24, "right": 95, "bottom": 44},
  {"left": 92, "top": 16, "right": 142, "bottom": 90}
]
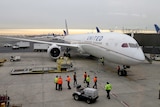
[{"left": 86, "top": 36, "right": 103, "bottom": 41}]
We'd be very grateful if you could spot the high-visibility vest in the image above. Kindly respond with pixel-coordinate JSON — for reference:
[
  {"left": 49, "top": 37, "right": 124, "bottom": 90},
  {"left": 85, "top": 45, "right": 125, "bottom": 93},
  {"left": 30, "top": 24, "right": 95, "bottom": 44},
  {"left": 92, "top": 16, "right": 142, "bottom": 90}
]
[
  {"left": 58, "top": 78, "right": 63, "bottom": 84},
  {"left": 54, "top": 77, "right": 58, "bottom": 83},
  {"left": 66, "top": 76, "right": 71, "bottom": 82},
  {"left": 105, "top": 84, "right": 112, "bottom": 90},
  {"left": 86, "top": 76, "right": 90, "bottom": 82},
  {"left": 93, "top": 77, "right": 97, "bottom": 82}
]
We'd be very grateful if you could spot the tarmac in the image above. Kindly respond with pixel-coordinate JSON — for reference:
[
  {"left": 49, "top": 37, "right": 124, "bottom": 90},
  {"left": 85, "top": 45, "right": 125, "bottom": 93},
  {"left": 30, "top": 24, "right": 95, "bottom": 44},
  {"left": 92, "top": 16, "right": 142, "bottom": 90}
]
[{"left": 0, "top": 37, "right": 160, "bottom": 107}]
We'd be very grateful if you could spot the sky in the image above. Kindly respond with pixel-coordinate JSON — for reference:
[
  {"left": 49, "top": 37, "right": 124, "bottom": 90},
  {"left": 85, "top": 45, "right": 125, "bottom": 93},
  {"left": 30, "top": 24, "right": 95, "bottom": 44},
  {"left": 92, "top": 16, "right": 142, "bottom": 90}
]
[{"left": 0, "top": 0, "right": 160, "bottom": 35}]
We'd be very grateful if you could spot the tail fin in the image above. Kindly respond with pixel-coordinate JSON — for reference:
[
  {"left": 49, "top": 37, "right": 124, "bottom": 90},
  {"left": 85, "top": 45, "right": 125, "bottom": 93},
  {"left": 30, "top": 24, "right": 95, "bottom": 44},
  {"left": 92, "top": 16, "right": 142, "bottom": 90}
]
[
  {"left": 154, "top": 24, "right": 160, "bottom": 34},
  {"left": 96, "top": 27, "right": 100, "bottom": 33}
]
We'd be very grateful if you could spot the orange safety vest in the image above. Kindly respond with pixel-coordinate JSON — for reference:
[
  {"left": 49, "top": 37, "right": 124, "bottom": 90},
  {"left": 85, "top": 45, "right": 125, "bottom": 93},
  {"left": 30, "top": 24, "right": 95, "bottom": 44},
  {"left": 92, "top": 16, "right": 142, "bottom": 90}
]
[
  {"left": 66, "top": 76, "right": 71, "bottom": 82},
  {"left": 58, "top": 78, "right": 63, "bottom": 84},
  {"left": 93, "top": 77, "right": 97, "bottom": 82},
  {"left": 84, "top": 73, "right": 87, "bottom": 78}
]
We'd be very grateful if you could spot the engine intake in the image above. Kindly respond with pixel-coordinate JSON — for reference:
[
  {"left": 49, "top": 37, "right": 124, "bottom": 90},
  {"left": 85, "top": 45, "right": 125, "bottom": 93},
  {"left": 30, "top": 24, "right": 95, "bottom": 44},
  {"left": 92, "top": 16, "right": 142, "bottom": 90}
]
[{"left": 47, "top": 44, "right": 61, "bottom": 59}]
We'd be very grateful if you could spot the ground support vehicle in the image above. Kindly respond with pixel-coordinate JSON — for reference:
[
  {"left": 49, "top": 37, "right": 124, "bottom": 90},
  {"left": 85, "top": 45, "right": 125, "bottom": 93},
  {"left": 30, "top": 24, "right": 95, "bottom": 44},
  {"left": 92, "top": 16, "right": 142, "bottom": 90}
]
[
  {"left": 33, "top": 43, "right": 49, "bottom": 52},
  {"left": 10, "top": 66, "right": 74, "bottom": 75},
  {"left": 56, "top": 57, "right": 74, "bottom": 72},
  {"left": 16, "top": 41, "right": 30, "bottom": 49},
  {"left": 153, "top": 55, "right": 160, "bottom": 61},
  {"left": 12, "top": 45, "right": 19, "bottom": 49},
  {"left": 0, "top": 59, "right": 7, "bottom": 66},
  {"left": 10, "top": 56, "right": 21, "bottom": 62},
  {"left": 72, "top": 85, "right": 99, "bottom": 104},
  {"left": 0, "top": 94, "right": 10, "bottom": 107},
  {"left": 10, "top": 57, "right": 74, "bottom": 75},
  {"left": 3, "top": 43, "right": 12, "bottom": 47}
]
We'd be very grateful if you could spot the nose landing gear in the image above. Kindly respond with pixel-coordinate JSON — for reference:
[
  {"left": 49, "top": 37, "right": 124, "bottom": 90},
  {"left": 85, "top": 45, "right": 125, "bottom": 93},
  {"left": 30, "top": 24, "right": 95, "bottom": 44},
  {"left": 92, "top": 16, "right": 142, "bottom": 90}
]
[
  {"left": 118, "top": 65, "right": 130, "bottom": 76},
  {"left": 63, "top": 47, "right": 71, "bottom": 58}
]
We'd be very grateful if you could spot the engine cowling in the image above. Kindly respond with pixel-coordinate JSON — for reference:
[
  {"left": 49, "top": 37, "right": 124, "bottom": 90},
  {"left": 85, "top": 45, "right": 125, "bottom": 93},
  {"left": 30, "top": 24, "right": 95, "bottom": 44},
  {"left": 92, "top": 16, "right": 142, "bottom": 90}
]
[{"left": 47, "top": 44, "right": 61, "bottom": 59}]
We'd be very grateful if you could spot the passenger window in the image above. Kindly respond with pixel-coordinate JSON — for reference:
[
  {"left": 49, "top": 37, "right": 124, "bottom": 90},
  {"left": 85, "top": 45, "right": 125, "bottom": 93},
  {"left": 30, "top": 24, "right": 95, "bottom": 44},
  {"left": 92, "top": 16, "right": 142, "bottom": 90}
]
[{"left": 121, "top": 43, "right": 128, "bottom": 48}]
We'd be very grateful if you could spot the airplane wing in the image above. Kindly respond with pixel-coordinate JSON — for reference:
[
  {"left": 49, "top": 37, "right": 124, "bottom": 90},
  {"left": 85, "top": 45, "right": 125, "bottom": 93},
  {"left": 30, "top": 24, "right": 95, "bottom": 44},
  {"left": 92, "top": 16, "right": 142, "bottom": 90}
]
[
  {"left": 2, "top": 36, "right": 79, "bottom": 48},
  {"left": 1, "top": 36, "right": 81, "bottom": 60}
]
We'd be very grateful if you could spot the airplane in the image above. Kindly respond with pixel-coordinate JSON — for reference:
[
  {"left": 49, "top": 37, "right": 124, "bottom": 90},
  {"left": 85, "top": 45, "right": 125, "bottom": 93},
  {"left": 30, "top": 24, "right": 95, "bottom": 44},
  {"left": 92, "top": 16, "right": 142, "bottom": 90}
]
[
  {"left": 1, "top": 23, "right": 145, "bottom": 76},
  {"left": 154, "top": 24, "right": 160, "bottom": 34}
]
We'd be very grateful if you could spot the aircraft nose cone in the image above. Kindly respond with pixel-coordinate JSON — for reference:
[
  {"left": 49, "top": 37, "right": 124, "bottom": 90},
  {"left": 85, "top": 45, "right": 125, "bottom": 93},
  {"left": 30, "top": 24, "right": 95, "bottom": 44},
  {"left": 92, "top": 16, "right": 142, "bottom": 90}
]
[{"left": 134, "top": 50, "right": 145, "bottom": 62}]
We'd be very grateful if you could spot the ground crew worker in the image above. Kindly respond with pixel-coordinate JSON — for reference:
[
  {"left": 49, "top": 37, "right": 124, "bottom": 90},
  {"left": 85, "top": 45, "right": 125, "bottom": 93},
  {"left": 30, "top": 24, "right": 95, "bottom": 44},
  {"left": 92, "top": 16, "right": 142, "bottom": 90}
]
[
  {"left": 105, "top": 82, "right": 112, "bottom": 99},
  {"left": 86, "top": 75, "right": 90, "bottom": 87},
  {"left": 58, "top": 76, "right": 63, "bottom": 91},
  {"left": 117, "top": 65, "right": 120, "bottom": 75},
  {"left": 93, "top": 76, "right": 97, "bottom": 89},
  {"left": 83, "top": 72, "right": 87, "bottom": 83},
  {"left": 73, "top": 72, "right": 77, "bottom": 87},
  {"left": 54, "top": 75, "right": 58, "bottom": 90},
  {"left": 66, "top": 75, "right": 71, "bottom": 89},
  {"left": 159, "top": 83, "right": 160, "bottom": 99}
]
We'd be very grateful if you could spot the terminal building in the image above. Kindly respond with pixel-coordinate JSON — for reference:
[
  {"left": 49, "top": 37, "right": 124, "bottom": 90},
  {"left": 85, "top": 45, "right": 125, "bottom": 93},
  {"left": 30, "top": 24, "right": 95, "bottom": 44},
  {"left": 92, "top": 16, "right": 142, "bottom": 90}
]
[{"left": 128, "top": 33, "right": 160, "bottom": 54}]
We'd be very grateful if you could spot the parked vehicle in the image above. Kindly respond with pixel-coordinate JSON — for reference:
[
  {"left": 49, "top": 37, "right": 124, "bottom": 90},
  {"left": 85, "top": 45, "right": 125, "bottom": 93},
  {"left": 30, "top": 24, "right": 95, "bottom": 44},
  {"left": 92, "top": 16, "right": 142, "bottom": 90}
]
[
  {"left": 154, "top": 55, "right": 160, "bottom": 61},
  {"left": 33, "top": 43, "right": 49, "bottom": 52},
  {"left": 72, "top": 85, "right": 99, "bottom": 104},
  {"left": 16, "top": 41, "right": 30, "bottom": 48},
  {"left": 10, "top": 56, "right": 21, "bottom": 62},
  {"left": 150, "top": 54, "right": 160, "bottom": 61},
  {"left": 3, "top": 43, "right": 12, "bottom": 47},
  {"left": 0, "top": 58, "right": 7, "bottom": 66},
  {"left": 0, "top": 94, "right": 10, "bottom": 106},
  {"left": 12, "top": 45, "right": 19, "bottom": 49}
]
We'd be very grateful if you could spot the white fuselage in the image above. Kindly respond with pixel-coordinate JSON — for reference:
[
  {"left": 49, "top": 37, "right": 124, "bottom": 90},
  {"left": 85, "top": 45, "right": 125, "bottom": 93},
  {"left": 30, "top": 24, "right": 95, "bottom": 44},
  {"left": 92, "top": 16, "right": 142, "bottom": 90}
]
[
  {"left": 64, "top": 32, "right": 145, "bottom": 65},
  {"left": 2, "top": 32, "right": 145, "bottom": 66}
]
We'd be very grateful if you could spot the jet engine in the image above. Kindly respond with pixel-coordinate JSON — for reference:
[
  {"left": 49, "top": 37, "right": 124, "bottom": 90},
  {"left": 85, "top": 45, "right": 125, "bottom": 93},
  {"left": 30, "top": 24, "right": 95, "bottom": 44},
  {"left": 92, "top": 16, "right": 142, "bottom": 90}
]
[{"left": 47, "top": 44, "right": 61, "bottom": 59}]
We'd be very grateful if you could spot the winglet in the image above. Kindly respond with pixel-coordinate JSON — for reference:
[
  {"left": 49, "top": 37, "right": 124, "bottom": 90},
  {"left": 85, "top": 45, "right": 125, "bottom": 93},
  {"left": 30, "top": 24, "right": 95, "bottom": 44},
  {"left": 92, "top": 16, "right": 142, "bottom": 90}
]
[{"left": 154, "top": 24, "right": 160, "bottom": 34}]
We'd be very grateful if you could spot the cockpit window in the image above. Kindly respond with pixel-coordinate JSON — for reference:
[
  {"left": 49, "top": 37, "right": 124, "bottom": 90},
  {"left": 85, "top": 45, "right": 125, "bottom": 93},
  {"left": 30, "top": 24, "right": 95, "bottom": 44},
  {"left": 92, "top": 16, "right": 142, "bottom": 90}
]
[
  {"left": 121, "top": 43, "right": 139, "bottom": 48},
  {"left": 129, "top": 43, "right": 139, "bottom": 48},
  {"left": 121, "top": 43, "right": 128, "bottom": 48}
]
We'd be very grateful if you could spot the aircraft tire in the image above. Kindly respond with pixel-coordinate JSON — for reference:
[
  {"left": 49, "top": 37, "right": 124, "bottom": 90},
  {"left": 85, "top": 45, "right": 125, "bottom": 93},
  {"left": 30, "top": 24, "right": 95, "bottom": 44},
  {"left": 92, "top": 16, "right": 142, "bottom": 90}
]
[
  {"left": 123, "top": 70, "right": 127, "bottom": 76},
  {"left": 119, "top": 70, "right": 127, "bottom": 76},
  {"left": 118, "top": 69, "right": 127, "bottom": 76}
]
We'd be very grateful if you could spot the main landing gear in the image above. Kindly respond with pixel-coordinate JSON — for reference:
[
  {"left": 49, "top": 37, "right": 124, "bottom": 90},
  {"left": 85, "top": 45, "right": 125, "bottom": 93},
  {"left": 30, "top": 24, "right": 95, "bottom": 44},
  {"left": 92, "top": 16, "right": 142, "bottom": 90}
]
[
  {"left": 63, "top": 47, "right": 71, "bottom": 58},
  {"left": 118, "top": 65, "right": 130, "bottom": 76}
]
